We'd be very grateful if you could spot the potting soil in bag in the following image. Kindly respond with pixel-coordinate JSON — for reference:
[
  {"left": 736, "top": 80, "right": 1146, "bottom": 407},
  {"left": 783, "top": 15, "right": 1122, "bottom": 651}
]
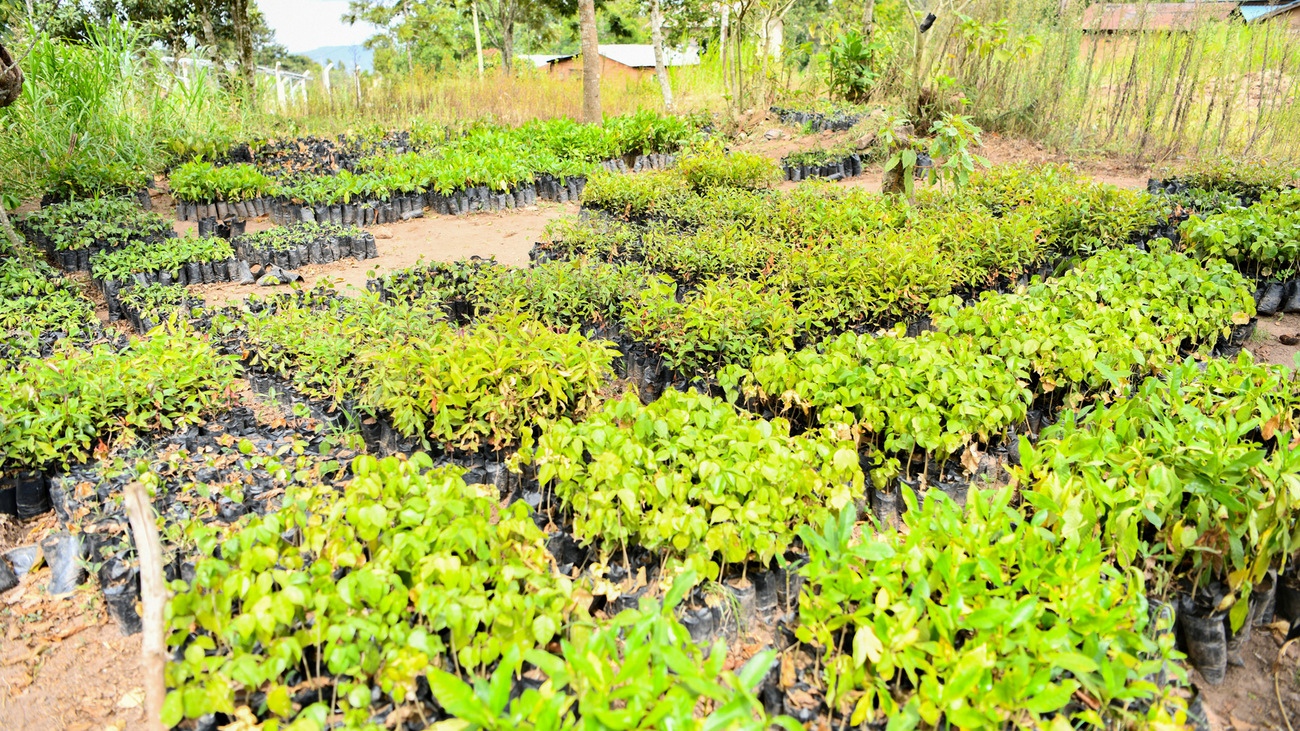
[
  {"left": 0, "top": 475, "right": 15, "bottom": 516},
  {"left": 1257, "top": 282, "right": 1284, "bottom": 316},
  {"left": 0, "top": 556, "right": 18, "bottom": 594},
  {"left": 99, "top": 558, "right": 142, "bottom": 635},
  {"left": 1180, "top": 602, "right": 1228, "bottom": 685},
  {"left": 40, "top": 531, "right": 86, "bottom": 596},
  {"left": 15, "top": 470, "right": 51, "bottom": 519},
  {"left": 5, "top": 545, "right": 39, "bottom": 577}
]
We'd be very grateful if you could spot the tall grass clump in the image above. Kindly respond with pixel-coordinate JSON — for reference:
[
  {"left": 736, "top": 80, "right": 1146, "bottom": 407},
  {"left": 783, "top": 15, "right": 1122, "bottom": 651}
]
[
  {"left": 946, "top": 1, "right": 1300, "bottom": 160},
  {"left": 0, "top": 20, "right": 240, "bottom": 204},
  {"left": 296, "top": 62, "right": 728, "bottom": 131}
]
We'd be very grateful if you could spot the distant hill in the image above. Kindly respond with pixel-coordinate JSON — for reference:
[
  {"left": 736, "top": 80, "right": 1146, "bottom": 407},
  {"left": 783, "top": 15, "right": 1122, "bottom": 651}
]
[{"left": 299, "top": 45, "right": 374, "bottom": 73}]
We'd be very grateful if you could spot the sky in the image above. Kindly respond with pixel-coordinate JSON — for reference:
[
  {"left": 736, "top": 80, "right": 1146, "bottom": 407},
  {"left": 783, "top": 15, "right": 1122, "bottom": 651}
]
[{"left": 258, "top": 0, "right": 378, "bottom": 53}]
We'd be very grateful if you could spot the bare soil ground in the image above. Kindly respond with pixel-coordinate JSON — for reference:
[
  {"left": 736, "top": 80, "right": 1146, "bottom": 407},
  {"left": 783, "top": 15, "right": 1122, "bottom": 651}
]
[
  {"left": 0, "top": 385, "right": 299, "bottom": 731},
  {"left": 0, "top": 504, "right": 147, "bottom": 731},
  {"left": 193, "top": 202, "right": 575, "bottom": 309},
  {"left": 1196, "top": 628, "right": 1300, "bottom": 731},
  {"left": 1246, "top": 312, "right": 1300, "bottom": 369}
]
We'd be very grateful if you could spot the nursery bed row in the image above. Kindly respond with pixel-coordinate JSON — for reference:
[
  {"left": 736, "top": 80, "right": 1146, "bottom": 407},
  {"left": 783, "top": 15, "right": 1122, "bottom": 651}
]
[
  {"left": 168, "top": 112, "right": 695, "bottom": 223},
  {"left": 0, "top": 329, "right": 237, "bottom": 514},
  {"left": 769, "top": 103, "right": 868, "bottom": 132},
  {"left": 0, "top": 243, "right": 100, "bottom": 362},
  {"left": 7, "top": 156, "right": 1297, "bottom": 731},
  {"left": 19, "top": 196, "right": 174, "bottom": 273}
]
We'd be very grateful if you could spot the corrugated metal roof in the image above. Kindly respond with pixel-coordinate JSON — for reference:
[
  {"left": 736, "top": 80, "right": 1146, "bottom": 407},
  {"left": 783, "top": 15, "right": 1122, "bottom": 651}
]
[
  {"left": 597, "top": 44, "right": 701, "bottom": 68},
  {"left": 1240, "top": 0, "right": 1300, "bottom": 22},
  {"left": 518, "top": 54, "right": 575, "bottom": 68},
  {"left": 1080, "top": 2, "right": 1235, "bottom": 30}
]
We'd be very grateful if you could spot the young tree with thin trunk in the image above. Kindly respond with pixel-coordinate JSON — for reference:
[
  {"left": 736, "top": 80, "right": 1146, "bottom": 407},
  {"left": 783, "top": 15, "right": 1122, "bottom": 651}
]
[
  {"left": 198, "top": 1, "right": 228, "bottom": 85},
  {"left": 649, "top": 0, "right": 673, "bottom": 111},
  {"left": 231, "top": 0, "right": 255, "bottom": 93},
  {"left": 480, "top": 0, "right": 522, "bottom": 72},
  {"left": 472, "top": 0, "right": 484, "bottom": 79},
  {"left": 579, "top": 0, "right": 601, "bottom": 123},
  {"left": 719, "top": 2, "right": 729, "bottom": 86}
]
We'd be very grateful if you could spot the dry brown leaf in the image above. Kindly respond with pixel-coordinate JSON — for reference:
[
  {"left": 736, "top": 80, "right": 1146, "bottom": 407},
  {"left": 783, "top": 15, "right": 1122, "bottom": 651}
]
[
  {"left": 117, "top": 687, "right": 145, "bottom": 709},
  {"left": 571, "top": 588, "right": 594, "bottom": 612},
  {"left": 780, "top": 652, "right": 796, "bottom": 688},
  {"left": 57, "top": 622, "right": 93, "bottom": 640},
  {"left": 787, "top": 688, "right": 818, "bottom": 709}
]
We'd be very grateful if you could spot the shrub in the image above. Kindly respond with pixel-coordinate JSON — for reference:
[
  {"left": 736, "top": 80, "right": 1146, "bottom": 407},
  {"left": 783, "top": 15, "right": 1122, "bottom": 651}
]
[
  {"left": 797, "top": 495, "right": 1179, "bottom": 728},
  {"left": 0, "top": 327, "right": 237, "bottom": 471},
  {"left": 675, "top": 140, "right": 779, "bottom": 192},
  {"left": 622, "top": 276, "right": 800, "bottom": 375},
  {"left": 532, "top": 389, "right": 863, "bottom": 573}
]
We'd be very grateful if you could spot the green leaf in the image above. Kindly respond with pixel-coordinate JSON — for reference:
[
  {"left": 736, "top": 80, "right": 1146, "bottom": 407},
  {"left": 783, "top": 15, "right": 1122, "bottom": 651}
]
[
  {"left": 532, "top": 614, "right": 558, "bottom": 645},
  {"left": 266, "top": 684, "right": 293, "bottom": 717},
  {"left": 853, "top": 625, "right": 884, "bottom": 666},
  {"left": 160, "top": 690, "right": 184, "bottom": 727},
  {"left": 1023, "top": 680, "right": 1078, "bottom": 714}
]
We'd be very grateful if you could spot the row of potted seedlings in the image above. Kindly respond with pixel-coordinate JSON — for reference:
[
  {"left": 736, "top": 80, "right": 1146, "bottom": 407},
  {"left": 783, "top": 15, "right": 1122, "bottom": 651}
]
[
  {"left": 45, "top": 165, "right": 1261, "bottom": 724},
  {"left": 0, "top": 329, "right": 237, "bottom": 526},
  {"left": 11, "top": 158, "right": 1288, "bottom": 727},
  {"left": 18, "top": 197, "right": 174, "bottom": 273},
  {"left": 90, "top": 236, "right": 238, "bottom": 321},
  {"left": 175, "top": 195, "right": 275, "bottom": 222},
  {"left": 262, "top": 177, "right": 593, "bottom": 226},
  {"left": 182, "top": 248, "right": 1243, "bottom": 727},
  {"left": 233, "top": 221, "right": 378, "bottom": 269},
  {"left": 769, "top": 104, "right": 866, "bottom": 132},
  {"left": 780, "top": 150, "right": 867, "bottom": 182},
  {"left": 115, "top": 283, "right": 206, "bottom": 335}
]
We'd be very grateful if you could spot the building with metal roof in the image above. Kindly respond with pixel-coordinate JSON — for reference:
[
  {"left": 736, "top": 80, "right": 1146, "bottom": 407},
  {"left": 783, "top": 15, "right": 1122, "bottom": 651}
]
[
  {"left": 1080, "top": 0, "right": 1300, "bottom": 31},
  {"left": 1237, "top": 0, "right": 1300, "bottom": 24},
  {"left": 519, "top": 54, "right": 574, "bottom": 69},
  {"left": 1080, "top": 2, "right": 1235, "bottom": 32},
  {"left": 540, "top": 44, "right": 701, "bottom": 80}
]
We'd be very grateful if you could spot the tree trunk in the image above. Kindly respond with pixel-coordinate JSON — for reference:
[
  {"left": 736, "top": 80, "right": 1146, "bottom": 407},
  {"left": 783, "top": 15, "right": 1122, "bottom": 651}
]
[
  {"left": 579, "top": 0, "right": 601, "bottom": 123},
  {"left": 719, "top": 4, "right": 729, "bottom": 88},
  {"left": 472, "top": 0, "right": 485, "bottom": 79},
  {"left": 863, "top": 0, "right": 876, "bottom": 38},
  {"left": 649, "top": 0, "right": 673, "bottom": 111},
  {"left": 0, "top": 42, "right": 23, "bottom": 108},
  {"left": 232, "top": 0, "right": 256, "bottom": 93},
  {"left": 501, "top": 23, "right": 514, "bottom": 71},
  {"left": 199, "top": 5, "right": 228, "bottom": 87},
  {"left": 404, "top": 0, "right": 414, "bottom": 73},
  {"left": 498, "top": 0, "right": 516, "bottom": 73}
]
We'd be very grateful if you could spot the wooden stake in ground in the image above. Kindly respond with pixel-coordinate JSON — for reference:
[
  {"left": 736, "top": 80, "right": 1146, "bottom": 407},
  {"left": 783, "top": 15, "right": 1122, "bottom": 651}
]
[{"left": 123, "top": 479, "right": 169, "bottom": 731}]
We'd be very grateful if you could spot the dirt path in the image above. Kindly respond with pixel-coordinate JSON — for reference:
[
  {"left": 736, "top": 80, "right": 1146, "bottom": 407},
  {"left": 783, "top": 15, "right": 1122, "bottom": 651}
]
[
  {"left": 187, "top": 202, "right": 576, "bottom": 308},
  {"left": 0, "top": 511, "right": 146, "bottom": 731},
  {"left": 1246, "top": 312, "right": 1300, "bottom": 368}
]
